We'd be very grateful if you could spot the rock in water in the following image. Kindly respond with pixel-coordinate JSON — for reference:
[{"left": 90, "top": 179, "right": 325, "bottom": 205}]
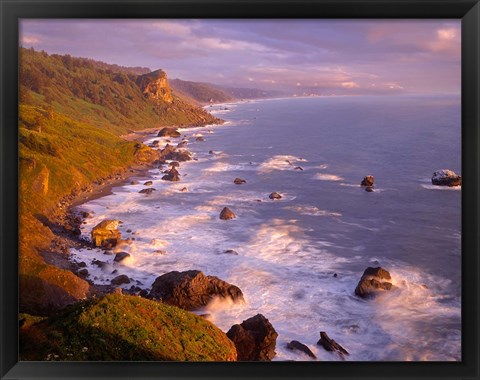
[
  {"left": 317, "top": 331, "right": 349, "bottom": 357},
  {"left": 361, "top": 175, "right": 374, "bottom": 187},
  {"left": 269, "top": 192, "right": 282, "bottom": 200},
  {"left": 139, "top": 188, "right": 156, "bottom": 194},
  {"left": 354, "top": 267, "right": 393, "bottom": 298},
  {"left": 157, "top": 127, "right": 181, "bottom": 138},
  {"left": 143, "top": 181, "right": 153, "bottom": 186},
  {"left": 114, "top": 252, "right": 131, "bottom": 263},
  {"left": 161, "top": 167, "right": 180, "bottom": 181},
  {"left": 286, "top": 340, "right": 316, "bottom": 359},
  {"left": 195, "top": 136, "right": 205, "bottom": 142},
  {"left": 233, "top": 178, "right": 247, "bottom": 185},
  {"left": 365, "top": 186, "right": 374, "bottom": 192},
  {"left": 111, "top": 275, "right": 130, "bottom": 285},
  {"left": 226, "top": 314, "right": 278, "bottom": 361},
  {"left": 148, "top": 270, "right": 244, "bottom": 310},
  {"left": 220, "top": 207, "right": 236, "bottom": 220},
  {"left": 91, "top": 220, "right": 121, "bottom": 248},
  {"left": 431, "top": 169, "right": 461, "bottom": 187}
]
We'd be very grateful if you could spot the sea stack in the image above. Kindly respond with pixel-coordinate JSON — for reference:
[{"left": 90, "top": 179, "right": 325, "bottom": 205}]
[
  {"left": 219, "top": 207, "right": 236, "bottom": 220},
  {"left": 431, "top": 169, "right": 461, "bottom": 187}
]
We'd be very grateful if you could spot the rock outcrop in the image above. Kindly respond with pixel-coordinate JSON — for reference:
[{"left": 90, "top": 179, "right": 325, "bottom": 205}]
[
  {"left": 148, "top": 270, "right": 244, "bottom": 310},
  {"left": 91, "top": 220, "right": 121, "bottom": 248},
  {"left": 269, "top": 192, "right": 282, "bottom": 200},
  {"left": 137, "top": 69, "right": 173, "bottom": 104},
  {"left": 226, "top": 314, "right": 278, "bottom": 361},
  {"left": 354, "top": 267, "right": 393, "bottom": 298},
  {"left": 157, "top": 127, "right": 181, "bottom": 138},
  {"left": 111, "top": 274, "right": 130, "bottom": 285},
  {"left": 361, "top": 175, "right": 374, "bottom": 187},
  {"left": 317, "top": 331, "right": 349, "bottom": 357},
  {"left": 162, "top": 167, "right": 180, "bottom": 181},
  {"left": 234, "top": 178, "right": 246, "bottom": 185},
  {"left": 286, "top": 340, "right": 316, "bottom": 359},
  {"left": 431, "top": 169, "right": 461, "bottom": 187},
  {"left": 159, "top": 144, "right": 192, "bottom": 162},
  {"left": 220, "top": 207, "right": 236, "bottom": 220}
]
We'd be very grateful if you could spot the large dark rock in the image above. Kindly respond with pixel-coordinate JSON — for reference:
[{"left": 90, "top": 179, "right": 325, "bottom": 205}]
[
  {"left": 91, "top": 220, "right": 121, "bottom": 248},
  {"left": 431, "top": 169, "right": 461, "bottom": 187},
  {"left": 219, "top": 207, "right": 236, "bottom": 220},
  {"left": 233, "top": 178, "right": 246, "bottom": 185},
  {"left": 317, "top": 331, "right": 349, "bottom": 357},
  {"left": 111, "top": 274, "right": 130, "bottom": 285},
  {"left": 286, "top": 340, "right": 316, "bottom": 359},
  {"left": 159, "top": 144, "right": 192, "bottom": 162},
  {"left": 162, "top": 167, "right": 180, "bottom": 181},
  {"left": 361, "top": 175, "right": 374, "bottom": 187},
  {"left": 157, "top": 127, "right": 181, "bottom": 138},
  {"left": 269, "top": 192, "right": 282, "bottom": 200},
  {"left": 114, "top": 252, "right": 131, "bottom": 263},
  {"left": 148, "top": 270, "right": 244, "bottom": 310},
  {"left": 355, "top": 267, "right": 393, "bottom": 298},
  {"left": 226, "top": 314, "right": 278, "bottom": 361},
  {"left": 139, "top": 188, "right": 156, "bottom": 194}
]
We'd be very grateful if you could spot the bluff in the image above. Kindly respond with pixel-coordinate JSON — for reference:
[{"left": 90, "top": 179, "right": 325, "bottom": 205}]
[
  {"left": 137, "top": 69, "right": 174, "bottom": 103},
  {"left": 18, "top": 48, "right": 222, "bottom": 316}
]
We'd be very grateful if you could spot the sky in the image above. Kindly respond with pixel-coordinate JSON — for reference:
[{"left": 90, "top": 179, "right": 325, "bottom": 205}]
[{"left": 20, "top": 19, "right": 461, "bottom": 95}]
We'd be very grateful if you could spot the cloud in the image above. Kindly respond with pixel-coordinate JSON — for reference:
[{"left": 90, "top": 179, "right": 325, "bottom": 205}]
[
  {"left": 341, "top": 81, "right": 360, "bottom": 89},
  {"left": 21, "top": 35, "right": 40, "bottom": 45},
  {"left": 18, "top": 19, "right": 460, "bottom": 95}
]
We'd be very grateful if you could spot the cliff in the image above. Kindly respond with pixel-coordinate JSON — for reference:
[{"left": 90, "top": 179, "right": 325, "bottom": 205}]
[{"left": 137, "top": 69, "right": 174, "bottom": 104}]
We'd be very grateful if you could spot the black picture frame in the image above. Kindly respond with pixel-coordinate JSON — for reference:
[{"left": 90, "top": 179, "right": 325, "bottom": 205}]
[{"left": 1, "top": 0, "right": 479, "bottom": 379}]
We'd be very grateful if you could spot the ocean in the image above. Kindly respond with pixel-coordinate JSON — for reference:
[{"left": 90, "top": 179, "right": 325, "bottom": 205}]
[{"left": 70, "top": 95, "right": 461, "bottom": 361}]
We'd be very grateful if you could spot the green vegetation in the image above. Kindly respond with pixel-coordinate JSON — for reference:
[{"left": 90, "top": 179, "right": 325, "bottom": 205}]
[
  {"left": 17, "top": 48, "right": 236, "bottom": 361},
  {"left": 20, "top": 294, "right": 237, "bottom": 361},
  {"left": 170, "top": 78, "right": 235, "bottom": 104},
  {"left": 19, "top": 47, "right": 220, "bottom": 135}
]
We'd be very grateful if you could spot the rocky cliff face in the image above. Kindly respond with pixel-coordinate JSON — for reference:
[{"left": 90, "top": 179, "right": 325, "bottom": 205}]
[{"left": 137, "top": 69, "right": 173, "bottom": 104}]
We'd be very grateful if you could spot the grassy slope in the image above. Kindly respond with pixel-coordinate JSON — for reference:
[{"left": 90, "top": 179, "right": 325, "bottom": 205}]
[
  {"left": 18, "top": 48, "right": 219, "bottom": 315},
  {"left": 20, "top": 294, "right": 237, "bottom": 361},
  {"left": 18, "top": 49, "right": 237, "bottom": 360}
]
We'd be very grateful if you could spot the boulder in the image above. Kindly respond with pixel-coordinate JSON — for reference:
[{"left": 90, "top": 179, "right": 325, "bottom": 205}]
[
  {"left": 111, "top": 275, "right": 130, "bottom": 285},
  {"left": 114, "top": 252, "right": 131, "bottom": 263},
  {"left": 219, "top": 207, "right": 236, "bottom": 220},
  {"left": 269, "top": 192, "right": 282, "bottom": 200},
  {"left": 365, "top": 186, "right": 374, "bottom": 192},
  {"left": 361, "top": 175, "right": 374, "bottom": 187},
  {"left": 143, "top": 181, "right": 153, "bottom": 186},
  {"left": 169, "top": 161, "right": 180, "bottom": 168},
  {"left": 226, "top": 314, "right": 278, "bottom": 361},
  {"left": 91, "top": 220, "right": 122, "bottom": 248},
  {"left": 148, "top": 270, "right": 244, "bottom": 310},
  {"left": 162, "top": 167, "right": 180, "bottom": 181},
  {"left": 354, "top": 267, "right": 393, "bottom": 298},
  {"left": 431, "top": 169, "right": 461, "bottom": 187},
  {"left": 317, "top": 331, "right": 349, "bottom": 357},
  {"left": 159, "top": 144, "right": 192, "bottom": 162},
  {"left": 139, "top": 188, "right": 156, "bottom": 194},
  {"left": 195, "top": 136, "right": 205, "bottom": 142},
  {"left": 233, "top": 178, "right": 247, "bottom": 185},
  {"left": 286, "top": 340, "right": 316, "bottom": 359},
  {"left": 157, "top": 127, "right": 181, "bottom": 138}
]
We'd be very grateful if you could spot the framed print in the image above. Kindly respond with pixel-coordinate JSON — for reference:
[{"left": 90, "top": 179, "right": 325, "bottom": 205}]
[{"left": 1, "top": 0, "right": 479, "bottom": 379}]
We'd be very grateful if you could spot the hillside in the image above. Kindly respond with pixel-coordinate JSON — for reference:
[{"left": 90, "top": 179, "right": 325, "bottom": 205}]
[
  {"left": 170, "top": 78, "right": 235, "bottom": 104},
  {"left": 18, "top": 48, "right": 222, "bottom": 317},
  {"left": 19, "top": 48, "right": 221, "bottom": 135},
  {"left": 20, "top": 294, "right": 237, "bottom": 361}
]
